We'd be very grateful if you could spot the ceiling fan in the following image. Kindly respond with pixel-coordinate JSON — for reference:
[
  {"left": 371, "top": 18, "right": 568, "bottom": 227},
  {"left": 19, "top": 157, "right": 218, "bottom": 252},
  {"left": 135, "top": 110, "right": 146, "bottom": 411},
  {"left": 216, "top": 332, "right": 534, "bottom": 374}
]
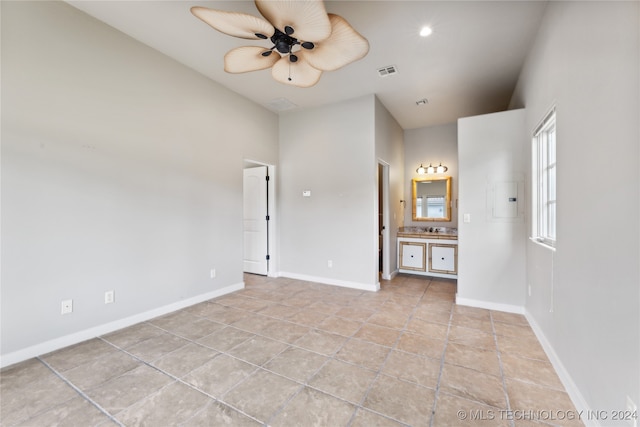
[{"left": 191, "top": 0, "right": 369, "bottom": 88}]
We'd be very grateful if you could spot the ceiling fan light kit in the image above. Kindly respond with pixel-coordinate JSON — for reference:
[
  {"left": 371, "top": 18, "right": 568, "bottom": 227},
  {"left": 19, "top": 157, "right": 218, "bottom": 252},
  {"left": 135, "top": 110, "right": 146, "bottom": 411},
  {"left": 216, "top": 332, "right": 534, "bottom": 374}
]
[{"left": 191, "top": 0, "right": 369, "bottom": 87}]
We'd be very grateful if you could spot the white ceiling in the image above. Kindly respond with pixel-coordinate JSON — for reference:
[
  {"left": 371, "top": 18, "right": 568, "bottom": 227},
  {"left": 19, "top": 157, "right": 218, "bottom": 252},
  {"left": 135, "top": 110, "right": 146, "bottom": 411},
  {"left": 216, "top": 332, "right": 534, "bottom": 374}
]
[{"left": 66, "top": 1, "right": 548, "bottom": 130}]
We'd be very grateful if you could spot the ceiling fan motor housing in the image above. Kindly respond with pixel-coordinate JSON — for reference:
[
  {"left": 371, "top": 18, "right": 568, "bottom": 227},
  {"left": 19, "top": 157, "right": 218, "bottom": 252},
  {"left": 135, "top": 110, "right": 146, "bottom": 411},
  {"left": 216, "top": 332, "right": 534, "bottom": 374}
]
[{"left": 271, "top": 28, "right": 300, "bottom": 54}]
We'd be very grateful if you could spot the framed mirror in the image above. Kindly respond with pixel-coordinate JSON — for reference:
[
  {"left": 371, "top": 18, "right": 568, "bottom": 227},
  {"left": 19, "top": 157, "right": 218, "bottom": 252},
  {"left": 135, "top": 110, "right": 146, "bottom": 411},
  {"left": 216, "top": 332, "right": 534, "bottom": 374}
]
[{"left": 412, "top": 176, "right": 452, "bottom": 221}]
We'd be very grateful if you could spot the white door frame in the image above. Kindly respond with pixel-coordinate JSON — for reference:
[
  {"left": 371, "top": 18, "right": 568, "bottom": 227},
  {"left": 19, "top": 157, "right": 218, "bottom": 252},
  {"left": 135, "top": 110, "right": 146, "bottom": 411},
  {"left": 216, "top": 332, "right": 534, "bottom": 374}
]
[
  {"left": 244, "top": 159, "right": 277, "bottom": 277},
  {"left": 378, "top": 160, "right": 391, "bottom": 280}
]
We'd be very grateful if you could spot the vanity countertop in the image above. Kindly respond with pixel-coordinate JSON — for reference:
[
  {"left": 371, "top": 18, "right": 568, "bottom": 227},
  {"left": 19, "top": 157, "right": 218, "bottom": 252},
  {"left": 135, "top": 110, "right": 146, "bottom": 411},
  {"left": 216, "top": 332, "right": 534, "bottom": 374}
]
[{"left": 397, "top": 226, "right": 458, "bottom": 240}]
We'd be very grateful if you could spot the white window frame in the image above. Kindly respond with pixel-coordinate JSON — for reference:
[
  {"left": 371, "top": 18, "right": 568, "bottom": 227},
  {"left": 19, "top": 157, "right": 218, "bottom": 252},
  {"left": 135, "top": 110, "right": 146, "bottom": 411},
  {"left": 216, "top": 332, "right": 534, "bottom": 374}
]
[
  {"left": 531, "top": 107, "right": 556, "bottom": 249},
  {"left": 425, "top": 196, "right": 445, "bottom": 217}
]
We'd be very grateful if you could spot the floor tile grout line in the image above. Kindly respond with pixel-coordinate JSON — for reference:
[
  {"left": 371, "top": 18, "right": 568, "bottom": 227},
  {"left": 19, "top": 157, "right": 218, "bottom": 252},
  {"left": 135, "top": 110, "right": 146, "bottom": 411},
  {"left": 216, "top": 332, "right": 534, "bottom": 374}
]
[
  {"left": 36, "top": 356, "right": 125, "bottom": 427},
  {"left": 17, "top": 276, "right": 457, "bottom": 426},
  {"left": 175, "top": 276, "right": 452, "bottom": 422},
  {"left": 427, "top": 291, "right": 456, "bottom": 427},
  {"left": 96, "top": 336, "right": 266, "bottom": 426},
  {"left": 6, "top": 278, "right": 562, "bottom": 426},
  {"left": 240, "top": 280, "right": 536, "bottom": 419},
  {"left": 345, "top": 279, "right": 434, "bottom": 427},
  {"left": 216, "top": 282, "right": 537, "bottom": 421},
  {"left": 490, "top": 311, "right": 516, "bottom": 427},
  {"left": 143, "top": 310, "right": 395, "bottom": 380},
  {"left": 262, "top": 295, "right": 387, "bottom": 426},
  {"left": 100, "top": 318, "right": 389, "bottom": 426},
  {"left": 261, "top": 277, "right": 436, "bottom": 427}
]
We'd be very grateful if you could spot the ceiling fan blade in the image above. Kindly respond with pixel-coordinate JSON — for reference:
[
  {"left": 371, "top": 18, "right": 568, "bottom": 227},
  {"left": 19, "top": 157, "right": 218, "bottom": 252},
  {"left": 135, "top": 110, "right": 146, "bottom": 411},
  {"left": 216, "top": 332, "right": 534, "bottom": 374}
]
[
  {"left": 271, "top": 53, "right": 322, "bottom": 87},
  {"left": 255, "top": 0, "right": 331, "bottom": 42},
  {"left": 191, "top": 6, "right": 275, "bottom": 40},
  {"left": 305, "top": 14, "right": 369, "bottom": 71},
  {"left": 224, "top": 47, "right": 280, "bottom": 73}
]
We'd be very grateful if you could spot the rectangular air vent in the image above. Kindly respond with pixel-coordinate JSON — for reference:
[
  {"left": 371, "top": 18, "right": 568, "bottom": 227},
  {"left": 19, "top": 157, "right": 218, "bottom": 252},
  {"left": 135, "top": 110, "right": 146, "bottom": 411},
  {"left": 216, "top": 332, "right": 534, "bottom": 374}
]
[
  {"left": 377, "top": 65, "right": 398, "bottom": 77},
  {"left": 265, "top": 97, "right": 297, "bottom": 112}
]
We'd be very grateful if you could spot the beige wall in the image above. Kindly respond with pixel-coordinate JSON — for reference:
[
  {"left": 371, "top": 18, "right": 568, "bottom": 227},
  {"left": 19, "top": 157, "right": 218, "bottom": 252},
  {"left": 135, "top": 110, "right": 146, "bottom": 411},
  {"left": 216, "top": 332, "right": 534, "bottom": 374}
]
[
  {"left": 278, "top": 95, "right": 378, "bottom": 289},
  {"left": 374, "top": 97, "right": 405, "bottom": 278},
  {"left": 1, "top": 1, "right": 279, "bottom": 363},
  {"left": 510, "top": 0, "right": 640, "bottom": 418},
  {"left": 403, "top": 123, "right": 458, "bottom": 228},
  {"left": 457, "top": 109, "right": 527, "bottom": 310}
]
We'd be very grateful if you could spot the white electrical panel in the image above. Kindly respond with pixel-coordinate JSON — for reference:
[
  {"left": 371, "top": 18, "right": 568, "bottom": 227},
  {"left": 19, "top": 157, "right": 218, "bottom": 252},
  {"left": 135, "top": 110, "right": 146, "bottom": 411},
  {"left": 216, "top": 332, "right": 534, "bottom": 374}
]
[
  {"left": 494, "top": 181, "right": 518, "bottom": 218},
  {"left": 486, "top": 175, "right": 524, "bottom": 222}
]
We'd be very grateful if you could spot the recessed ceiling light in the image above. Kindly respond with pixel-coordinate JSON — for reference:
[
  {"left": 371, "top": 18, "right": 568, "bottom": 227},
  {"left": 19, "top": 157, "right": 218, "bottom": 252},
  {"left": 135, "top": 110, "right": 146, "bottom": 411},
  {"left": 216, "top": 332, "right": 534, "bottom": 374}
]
[{"left": 420, "top": 26, "right": 433, "bottom": 37}]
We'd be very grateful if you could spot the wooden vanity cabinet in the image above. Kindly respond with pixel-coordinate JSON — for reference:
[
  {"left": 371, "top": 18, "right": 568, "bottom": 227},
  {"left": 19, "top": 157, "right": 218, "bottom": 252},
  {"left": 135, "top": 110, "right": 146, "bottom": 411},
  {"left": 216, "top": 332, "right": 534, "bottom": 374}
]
[{"left": 398, "top": 237, "right": 458, "bottom": 279}]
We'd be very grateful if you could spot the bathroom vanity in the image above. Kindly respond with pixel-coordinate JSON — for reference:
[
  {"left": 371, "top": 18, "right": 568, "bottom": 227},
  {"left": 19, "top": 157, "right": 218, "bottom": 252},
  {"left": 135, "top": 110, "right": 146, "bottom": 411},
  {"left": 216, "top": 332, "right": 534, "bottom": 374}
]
[{"left": 397, "top": 227, "right": 458, "bottom": 279}]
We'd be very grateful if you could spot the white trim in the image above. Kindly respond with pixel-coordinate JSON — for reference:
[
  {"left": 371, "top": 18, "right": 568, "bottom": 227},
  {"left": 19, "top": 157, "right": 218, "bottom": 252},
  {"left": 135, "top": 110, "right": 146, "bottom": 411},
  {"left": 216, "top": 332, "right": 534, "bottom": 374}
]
[
  {"left": 377, "top": 160, "right": 391, "bottom": 282},
  {"left": 529, "top": 236, "right": 557, "bottom": 252},
  {"left": 532, "top": 105, "right": 557, "bottom": 136},
  {"left": 381, "top": 269, "right": 398, "bottom": 281},
  {"left": 525, "top": 310, "right": 597, "bottom": 427},
  {"left": 455, "top": 296, "right": 525, "bottom": 314},
  {"left": 243, "top": 159, "right": 277, "bottom": 278},
  {"left": 0, "top": 282, "right": 244, "bottom": 369},
  {"left": 457, "top": 296, "right": 595, "bottom": 426},
  {"left": 279, "top": 272, "right": 380, "bottom": 292}
]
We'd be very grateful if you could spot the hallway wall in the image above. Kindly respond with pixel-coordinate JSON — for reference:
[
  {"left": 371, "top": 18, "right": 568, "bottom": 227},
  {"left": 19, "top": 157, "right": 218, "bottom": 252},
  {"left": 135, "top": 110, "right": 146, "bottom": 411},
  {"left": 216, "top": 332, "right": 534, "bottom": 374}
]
[{"left": 510, "top": 0, "right": 640, "bottom": 419}]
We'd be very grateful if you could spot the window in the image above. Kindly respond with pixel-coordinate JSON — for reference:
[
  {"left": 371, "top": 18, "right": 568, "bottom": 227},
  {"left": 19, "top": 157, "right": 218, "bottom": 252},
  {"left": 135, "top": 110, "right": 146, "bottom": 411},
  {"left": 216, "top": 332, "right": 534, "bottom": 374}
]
[
  {"left": 426, "top": 196, "right": 445, "bottom": 217},
  {"left": 532, "top": 108, "right": 556, "bottom": 248}
]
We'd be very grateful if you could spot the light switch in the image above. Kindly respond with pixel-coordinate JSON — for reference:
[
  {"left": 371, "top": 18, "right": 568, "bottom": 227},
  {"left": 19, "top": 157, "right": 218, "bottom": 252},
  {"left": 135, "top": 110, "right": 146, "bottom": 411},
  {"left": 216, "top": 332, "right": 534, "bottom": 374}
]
[
  {"left": 463, "top": 213, "right": 471, "bottom": 223},
  {"left": 302, "top": 190, "right": 311, "bottom": 197}
]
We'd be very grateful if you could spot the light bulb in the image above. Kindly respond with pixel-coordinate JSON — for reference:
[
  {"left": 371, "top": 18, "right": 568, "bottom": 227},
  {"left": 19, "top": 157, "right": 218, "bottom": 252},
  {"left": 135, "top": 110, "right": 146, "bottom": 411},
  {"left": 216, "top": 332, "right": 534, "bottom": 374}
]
[{"left": 420, "top": 26, "right": 433, "bottom": 37}]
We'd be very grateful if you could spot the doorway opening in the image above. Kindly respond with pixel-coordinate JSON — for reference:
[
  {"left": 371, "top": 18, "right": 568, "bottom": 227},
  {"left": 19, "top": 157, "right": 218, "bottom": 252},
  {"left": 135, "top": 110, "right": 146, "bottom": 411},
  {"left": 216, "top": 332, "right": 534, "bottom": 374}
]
[
  {"left": 378, "top": 161, "right": 390, "bottom": 280},
  {"left": 243, "top": 160, "right": 276, "bottom": 277}
]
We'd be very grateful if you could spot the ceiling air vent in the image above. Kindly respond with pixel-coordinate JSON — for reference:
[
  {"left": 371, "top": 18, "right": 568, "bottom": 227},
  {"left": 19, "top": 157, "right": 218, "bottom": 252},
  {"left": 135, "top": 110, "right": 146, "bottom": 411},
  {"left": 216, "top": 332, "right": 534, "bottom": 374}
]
[
  {"left": 265, "top": 97, "right": 297, "bottom": 112},
  {"left": 377, "top": 65, "right": 398, "bottom": 77}
]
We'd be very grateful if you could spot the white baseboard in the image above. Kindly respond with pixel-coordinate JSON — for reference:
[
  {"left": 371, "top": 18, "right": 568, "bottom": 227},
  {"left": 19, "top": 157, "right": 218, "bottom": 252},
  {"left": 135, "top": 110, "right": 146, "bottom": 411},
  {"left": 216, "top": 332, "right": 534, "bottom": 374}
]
[
  {"left": 278, "top": 272, "right": 380, "bottom": 292},
  {"left": 455, "top": 296, "right": 525, "bottom": 314},
  {"left": 381, "top": 269, "right": 399, "bottom": 281},
  {"left": 0, "top": 282, "right": 244, "bottom": 369},
  {"left": 456, "top": 297, "right": 596, "bottom": 426},
  {"left": 525, "top": 310, "right": 597, "bottom": 427}
]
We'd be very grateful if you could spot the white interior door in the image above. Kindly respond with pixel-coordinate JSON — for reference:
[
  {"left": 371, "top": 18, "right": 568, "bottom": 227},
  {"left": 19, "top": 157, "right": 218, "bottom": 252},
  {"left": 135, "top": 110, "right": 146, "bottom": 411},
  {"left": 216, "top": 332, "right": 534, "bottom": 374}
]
[{"left": 243, "top": 166, "right": 268, "bottom": 275}]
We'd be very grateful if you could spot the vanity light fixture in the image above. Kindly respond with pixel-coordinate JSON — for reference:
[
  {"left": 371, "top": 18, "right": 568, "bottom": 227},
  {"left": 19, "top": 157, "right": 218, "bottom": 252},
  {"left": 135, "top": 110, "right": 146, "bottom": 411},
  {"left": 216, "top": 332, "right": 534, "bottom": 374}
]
[{"left": 416, "top": 162, "right": 448, "bottom": 175}]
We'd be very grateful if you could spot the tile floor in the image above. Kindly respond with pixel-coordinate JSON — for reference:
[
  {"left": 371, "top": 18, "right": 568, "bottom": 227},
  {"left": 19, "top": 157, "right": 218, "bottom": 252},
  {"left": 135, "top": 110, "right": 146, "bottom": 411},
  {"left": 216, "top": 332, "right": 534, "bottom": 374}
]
[{"left": 1, "top": 274, "right": 583, "bottom": 426}]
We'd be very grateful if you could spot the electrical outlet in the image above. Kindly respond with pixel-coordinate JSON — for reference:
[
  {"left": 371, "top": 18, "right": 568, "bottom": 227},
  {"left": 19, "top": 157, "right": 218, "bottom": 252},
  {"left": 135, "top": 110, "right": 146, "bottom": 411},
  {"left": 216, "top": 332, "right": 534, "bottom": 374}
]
[
  {"left": 210, "top": 268, "right": 216, "bottom": 279},
  {"left": 104, "top": 290, "right": 115, "bottom": 304},
  {"left": 61, "top": 299, "right": 73, "bottom": 315},
  {"left": 327, "top": 260, "right": 333, "bottom": 268}
]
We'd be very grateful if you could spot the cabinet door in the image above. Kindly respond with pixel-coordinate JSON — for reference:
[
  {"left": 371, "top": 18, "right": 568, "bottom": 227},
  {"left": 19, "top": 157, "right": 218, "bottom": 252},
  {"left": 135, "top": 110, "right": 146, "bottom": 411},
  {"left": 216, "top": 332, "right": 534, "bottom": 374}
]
[
  {"left": 429, "top": 243, "right": 457, "bottom": 274},
  {"left": 399, "top": 241, "right": 426, "bottom": 271}
]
